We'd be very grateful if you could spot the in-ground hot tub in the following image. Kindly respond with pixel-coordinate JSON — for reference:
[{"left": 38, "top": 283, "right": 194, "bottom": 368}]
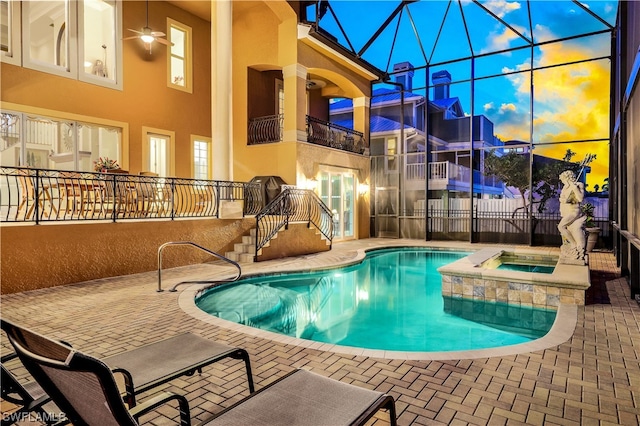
[{"left": 438, "top": 247, "right": 590, "bottom": 308}]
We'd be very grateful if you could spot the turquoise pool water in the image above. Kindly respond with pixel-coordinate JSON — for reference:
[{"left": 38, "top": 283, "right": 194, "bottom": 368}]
[
  {"left": 497, "top": 263, "right": 555, "bottom": 274},
  {"left": 196, "top": 248, "right": 557, "bottom": 352}
]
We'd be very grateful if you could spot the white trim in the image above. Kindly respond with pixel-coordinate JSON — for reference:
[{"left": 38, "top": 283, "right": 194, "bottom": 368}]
[
  {"left": 191, "top": 135, "right": 212, "bottom": 180},
  {"left": 1, "top": 0, "right": 22, "bottom": 65},
  {"left": 20, "top": 0, "right": 122, "bottom": 90},
  {"left": 283, "top": 63, "right": 307, "bottom": 80},
  {"left": 167, "top": 18, "right": 193, "bottom": 93},
  {"left": 77, "top": 0, "right": 123, "bottom": 90},
  {"left": 22, "top": 0, "right": 76, "bottom": 79},
  {"left": 297, "top": 24, "right": 378, "bottom": 81},
  {"left": 1, "top": 102, "right": 129, "bottom": 170},
  {"left": 142, "top": 127, "right": 175, "bottom": 177}
]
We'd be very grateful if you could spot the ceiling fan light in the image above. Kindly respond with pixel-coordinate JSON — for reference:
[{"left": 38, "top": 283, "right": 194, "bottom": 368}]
[{"left": 141, "top": 34, "right": 154, "bottom": 43}]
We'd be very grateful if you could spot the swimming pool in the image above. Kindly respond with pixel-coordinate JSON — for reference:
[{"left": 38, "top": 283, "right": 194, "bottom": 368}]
[{"left": 195, "top": 248, "right": 557, "bottom": 352}]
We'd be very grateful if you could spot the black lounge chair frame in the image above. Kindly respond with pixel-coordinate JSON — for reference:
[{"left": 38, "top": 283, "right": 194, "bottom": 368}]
[
  {"left": 1, "top": 352, "right": 63, "bottom": 426},
  {"left": 1, "top": 320, "right": 254, "bottom": 411},
  {"left": 3, "top": 319, "right": 397, "bottom": 426}
]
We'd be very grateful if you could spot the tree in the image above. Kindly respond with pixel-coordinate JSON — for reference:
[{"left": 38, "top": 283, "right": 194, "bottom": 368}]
[
  {"left": 484, "top": 150, "right": 531, "bottom": 216},
  {"left": 484, "top": 149, "right": 595, "bottom": 216}
]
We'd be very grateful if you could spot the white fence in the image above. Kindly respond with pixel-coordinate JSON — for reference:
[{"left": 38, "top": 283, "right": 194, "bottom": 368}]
[{"left": 412, "top": 197, "right": 608, "bottom": 218}]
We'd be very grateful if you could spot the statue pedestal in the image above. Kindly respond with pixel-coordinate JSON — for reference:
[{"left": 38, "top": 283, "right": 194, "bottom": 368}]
[
  {"left": 558, "top": 242, "right": 587, "bottom": 265},
  {"left": 558, "top": 255, "right": 588, "bottom": 266}
]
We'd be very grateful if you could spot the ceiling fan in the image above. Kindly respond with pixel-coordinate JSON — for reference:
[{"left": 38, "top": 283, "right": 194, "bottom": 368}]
[{"left": 123, "top": 0, "right": 172, "bottom": 51}]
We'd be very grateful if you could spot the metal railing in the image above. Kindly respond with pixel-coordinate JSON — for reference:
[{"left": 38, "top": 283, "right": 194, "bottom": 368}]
[
  {"left": 0, "top": 167, "right": 262, "bottom": 224},
  {"left": 248, "top": 114, "right": 284, "bottom": 144},
  {"left": 306, "top": 116, "right": 365, "bottom": 154},
  {"left": 254, "top": 188, "right": 334, "bottom": 260},
  {"left": 157, "top": 241, "right": 242, "bottom": 292},
  {"left": 247, "top": 114, "right": 366, "bottom": 155}
]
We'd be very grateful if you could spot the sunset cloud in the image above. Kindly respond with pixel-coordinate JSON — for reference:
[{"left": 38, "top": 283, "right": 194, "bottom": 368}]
[{"left": 487, "top": 30, "right": 611, "bottom": 187}]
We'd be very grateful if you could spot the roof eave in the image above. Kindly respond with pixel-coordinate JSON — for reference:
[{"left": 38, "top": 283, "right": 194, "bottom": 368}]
[{"left": 298, "top": 24, "right": 385, "bottom": 81}]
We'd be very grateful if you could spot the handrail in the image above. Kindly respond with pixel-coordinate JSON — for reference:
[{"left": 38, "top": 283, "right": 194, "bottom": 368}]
[
  {"left": 254, "top": 188, "right": 333, "bottom": 260},
  {"left": 0, "top": 166, "right": 262, "bottom": 223},
  {"left": 157, "top": 241, "right": 242, "bottom": 292}
]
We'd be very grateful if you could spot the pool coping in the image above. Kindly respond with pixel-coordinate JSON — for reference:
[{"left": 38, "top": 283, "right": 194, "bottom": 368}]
[{"left": 177, "top": 241, "right": 578, "bottom": 361}]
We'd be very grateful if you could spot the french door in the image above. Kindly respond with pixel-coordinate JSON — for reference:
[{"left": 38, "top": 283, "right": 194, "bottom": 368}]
[{"left": 318, "top": 169, "right": 355, "bottom": 241}]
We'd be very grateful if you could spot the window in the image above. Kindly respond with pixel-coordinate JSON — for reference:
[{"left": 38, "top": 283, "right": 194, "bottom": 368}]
[
  {"left": 16, "top": 0, "right": 122, "bottom": 89},
  {"left": 143, "top": 127, "right": 175, "bottom": 177},
  {"left": 1, "top": 0, "right": 21, "bottom": 65},
  {"left": 276, "top": 79, "right": 284, "bottom": 115},
  {"left": 192, "top": 136, "right": 211, "bottom": 180},
  {"left": 167, "top": 18, "right": 192, "bottom": 92},
  {"left": 0, "top": 109, "right": 123, "bottom": 171}
]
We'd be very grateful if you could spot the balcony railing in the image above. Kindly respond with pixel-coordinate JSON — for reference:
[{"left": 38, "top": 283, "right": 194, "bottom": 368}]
[
  {"left": 247, "top": 115, "right": 366, "bottom": 154},
  {"left": 248, "top": 114, "right": 283, "bottom": 144},
  {"left": 306, "top": 116, "right": 365, "bottom": 154},
  {"left": 0, "top": 167, "right": 262, "bottom": 224},
  {"left": 405, "top": 160, "right": 502, "bottom": 189}
]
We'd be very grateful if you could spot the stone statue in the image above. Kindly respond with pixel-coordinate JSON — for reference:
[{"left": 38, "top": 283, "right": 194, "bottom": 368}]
[{"left": 557, "top": 170, "right": 586, "bottom": 264}]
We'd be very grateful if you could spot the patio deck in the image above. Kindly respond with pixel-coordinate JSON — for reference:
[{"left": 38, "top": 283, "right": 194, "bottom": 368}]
[{"left": 1, "top": 239, "right": 638, "bottom": 425}]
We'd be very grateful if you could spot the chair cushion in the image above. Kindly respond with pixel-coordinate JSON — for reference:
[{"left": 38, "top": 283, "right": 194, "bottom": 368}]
[
  {"left": 203, "top": 369, "right": 385, "bottom": 426},
  {"left": 103, "top": 333, "right": 238, "bottom": 392}
]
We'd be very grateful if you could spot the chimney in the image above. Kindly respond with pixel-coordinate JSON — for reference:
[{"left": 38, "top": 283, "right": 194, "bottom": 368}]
[
  {"left": 432, "top": 70, "right": 451, "bottom": 100},
  {"left": 393, "top": 61, "right": 414, "bottom": 91}
]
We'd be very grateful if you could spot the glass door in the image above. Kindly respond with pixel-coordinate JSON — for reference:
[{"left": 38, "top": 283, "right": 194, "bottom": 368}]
[
  {"left": 147, "top": 134, "right": 169, "bottom": 176},
  {"left": 319, "top": 169, "right": 356, "bottom": 241}
]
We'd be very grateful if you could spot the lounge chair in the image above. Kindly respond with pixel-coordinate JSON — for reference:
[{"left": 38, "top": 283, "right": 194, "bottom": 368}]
[
  {"left": 0, "top": 319, "right": 254, "bottom": 409},
  {"left": 1, "top": 351, "right": 63, "bottom": 426},
  {"left": 3, "top": 319, "right": 397, "bottom": 426}
]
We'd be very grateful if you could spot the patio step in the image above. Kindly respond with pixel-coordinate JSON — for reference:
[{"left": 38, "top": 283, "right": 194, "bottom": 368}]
[{"left": 225, "top": 230, "right": 257, "bottom": 263}]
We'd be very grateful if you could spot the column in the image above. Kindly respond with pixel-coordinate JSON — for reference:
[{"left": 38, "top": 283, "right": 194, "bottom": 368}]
[
  {"left": 353, "top": 96, "right": 370, "bottom": 149},
  {"left": 282, "top": 63, "right": 308, "bottom": 143},
  {"left": 212, "top": 0, "right": 232, "bottom": 180}
]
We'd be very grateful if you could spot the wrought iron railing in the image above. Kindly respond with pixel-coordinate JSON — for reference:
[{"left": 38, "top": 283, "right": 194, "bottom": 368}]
[
  {"left": 247, "top": 114, "right": 366, "bottom": 155},
  {"left": 0, "top": 167, "right": 262, "bottom": 224},
  {"left": 254, "top": 188, "right": 333, "bottom": 259},
  {"left": 306, "top": 116, "right": 365, "bottom": 154},
  {"left": 248, "top": 114, "right": 284, "bottom": 144}
]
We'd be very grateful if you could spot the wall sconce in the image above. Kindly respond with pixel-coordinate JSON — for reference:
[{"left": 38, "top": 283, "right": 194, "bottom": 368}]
[
  {"left": 357, "top": 182, "right": 369, "bottom": 196},
  {"left": 304, "top": 178, "right": 318, "bottom": 191}
]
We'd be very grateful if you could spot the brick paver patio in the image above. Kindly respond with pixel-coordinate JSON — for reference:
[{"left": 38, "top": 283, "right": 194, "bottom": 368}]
[{"left": 1, "top": 240, "right": 638, "bottom": 425}]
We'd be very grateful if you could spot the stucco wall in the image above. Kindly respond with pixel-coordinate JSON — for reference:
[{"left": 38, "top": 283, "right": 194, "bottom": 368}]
[
  {"left": 0, "top": 218, "right": 255, "bottom": 294},
  {"left": 0, "top": 1, "right": 212, "bottom": 177},
  {"left": 297, "top": 142, "right": 371, "bottom": 239},
  {"left": 257, "top": 222, "right": 331, "bottom": 261}
]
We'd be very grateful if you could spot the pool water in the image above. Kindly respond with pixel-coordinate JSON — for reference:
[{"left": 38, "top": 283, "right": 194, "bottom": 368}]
[
  {"left": 497, "top": 263, "right": 555, "bottom": 274},
  {"left": 196, "top": 248, "right": 557, "bottom": 352}
]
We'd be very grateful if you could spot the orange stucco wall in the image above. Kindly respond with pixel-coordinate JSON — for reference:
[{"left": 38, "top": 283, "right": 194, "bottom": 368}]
[
  {"left": 0, "top": 218, "right": 255, "bottom": 295},
  {"left": 0, "top": 1, "right": 211, "bottom": 177}
]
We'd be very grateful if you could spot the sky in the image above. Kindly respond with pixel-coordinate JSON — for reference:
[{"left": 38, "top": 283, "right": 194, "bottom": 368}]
[{"left": 314, "top": 0, "right": 618, "bottom": 190}]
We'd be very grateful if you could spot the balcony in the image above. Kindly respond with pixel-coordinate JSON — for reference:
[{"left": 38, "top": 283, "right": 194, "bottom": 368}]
[
  {"left": 405, "top": 160, "right": 503, "bottom": 193},
  {"left": 0, "top": 167, "right": 262, "bottom": 224},
  {"left": 247, "top": 115, "right": 366, "bottom": 154}
]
